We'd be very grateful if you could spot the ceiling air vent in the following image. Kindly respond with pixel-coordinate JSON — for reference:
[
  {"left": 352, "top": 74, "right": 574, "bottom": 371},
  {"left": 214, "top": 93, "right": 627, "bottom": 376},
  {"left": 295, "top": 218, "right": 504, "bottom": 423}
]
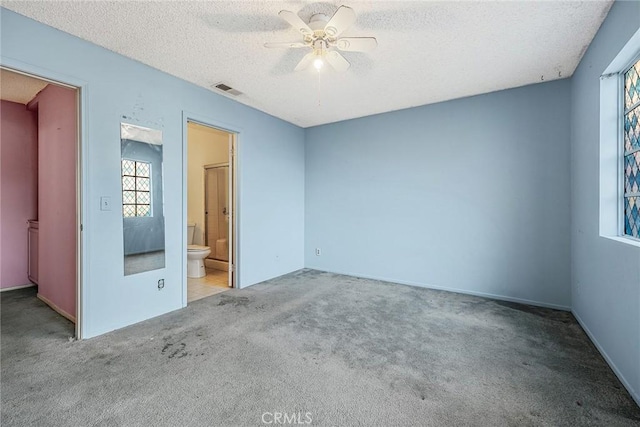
[{"left": 212, "top": 82, "right": 243, "bottom": 96}]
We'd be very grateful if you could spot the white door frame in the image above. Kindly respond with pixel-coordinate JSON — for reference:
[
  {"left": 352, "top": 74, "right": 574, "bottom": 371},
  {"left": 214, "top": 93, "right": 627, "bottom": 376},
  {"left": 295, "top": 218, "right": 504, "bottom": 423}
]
[
  {"left": 182, "top": 112, "right": 240, "bottom": 306},
  {"left": 0, "top": 59, "right": 88, "bottom": 340}
]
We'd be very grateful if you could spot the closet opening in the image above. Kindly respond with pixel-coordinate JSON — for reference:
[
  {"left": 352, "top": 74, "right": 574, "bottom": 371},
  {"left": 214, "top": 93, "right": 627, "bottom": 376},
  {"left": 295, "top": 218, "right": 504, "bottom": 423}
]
[{"left": 0, "top": 67, "right": 83, "bottom": 338}]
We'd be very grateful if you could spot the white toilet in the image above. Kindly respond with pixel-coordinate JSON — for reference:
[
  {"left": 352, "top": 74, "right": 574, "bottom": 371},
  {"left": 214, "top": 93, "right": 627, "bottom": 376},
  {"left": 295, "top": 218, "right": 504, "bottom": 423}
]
[{"left": 187, "top": 223, "right": 211, "bottom": 278}]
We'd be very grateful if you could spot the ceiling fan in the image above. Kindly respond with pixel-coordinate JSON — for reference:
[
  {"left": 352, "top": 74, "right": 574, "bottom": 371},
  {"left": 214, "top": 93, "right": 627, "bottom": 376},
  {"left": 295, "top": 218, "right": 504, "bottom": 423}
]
[{"left": 264, "top": 5, "right": 377, "bottom": 73}]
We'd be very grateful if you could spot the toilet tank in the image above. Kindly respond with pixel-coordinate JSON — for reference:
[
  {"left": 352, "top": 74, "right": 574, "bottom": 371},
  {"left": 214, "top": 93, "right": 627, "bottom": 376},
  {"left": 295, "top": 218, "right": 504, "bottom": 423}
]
[{"left": 187, "top": 223, "right": 196, "bottom": 245}]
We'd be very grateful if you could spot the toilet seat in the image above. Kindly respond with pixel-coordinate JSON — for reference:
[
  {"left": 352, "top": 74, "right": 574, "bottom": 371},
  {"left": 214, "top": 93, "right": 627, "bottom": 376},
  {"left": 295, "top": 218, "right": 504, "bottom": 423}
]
[{"left": 188, "top": 244, "right": 210, "bottom": 251}]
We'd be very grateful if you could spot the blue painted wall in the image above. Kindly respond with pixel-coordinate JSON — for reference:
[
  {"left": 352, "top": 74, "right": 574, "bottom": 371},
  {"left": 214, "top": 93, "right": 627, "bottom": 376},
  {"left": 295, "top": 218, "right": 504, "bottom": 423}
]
[
  {"left": 0, "top": 8, "right": 305, "bottom": 338},
  {"left": 570, "top": 0, "right": 640, "bottom": 405},
  {"left": 305, "top": 79, "right": 572, "bottom": 309}
]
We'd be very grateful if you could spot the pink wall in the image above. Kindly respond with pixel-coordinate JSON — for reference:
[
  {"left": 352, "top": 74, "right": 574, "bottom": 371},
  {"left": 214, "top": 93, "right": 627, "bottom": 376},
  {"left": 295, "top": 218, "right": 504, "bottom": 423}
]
[
  {"left": 0, "top": 101, "right": 38, "bottom": 288},
  {"left": 34, "top": 85, "right": 77, "bottom": 318}
]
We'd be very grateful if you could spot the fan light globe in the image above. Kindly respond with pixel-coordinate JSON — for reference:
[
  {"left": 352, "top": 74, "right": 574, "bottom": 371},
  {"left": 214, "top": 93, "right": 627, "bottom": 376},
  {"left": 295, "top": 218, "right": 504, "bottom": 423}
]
[{"left": 313, "top": 57, "right": 324, "bottom": 70}]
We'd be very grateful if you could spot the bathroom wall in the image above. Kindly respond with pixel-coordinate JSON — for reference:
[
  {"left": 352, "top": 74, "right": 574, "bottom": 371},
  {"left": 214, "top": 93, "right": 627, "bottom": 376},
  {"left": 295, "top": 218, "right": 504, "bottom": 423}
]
[
  {"left": 0, "top": 100, "right": 38, "bottom": 289},
  {"left": 570, "top": 0, "right": 640, "bottom": 404},
  {"left": 32, "top": 84, "right": 77, "bottom": 319},
  {"left": 187, "top": 122, "right": 229, "bottom": 245},
  {"left": 1, "top": 8, "right": 305, "bottom": 337},
  {"left": 306, "top": 78, "right": 572, "bottom": 309}
]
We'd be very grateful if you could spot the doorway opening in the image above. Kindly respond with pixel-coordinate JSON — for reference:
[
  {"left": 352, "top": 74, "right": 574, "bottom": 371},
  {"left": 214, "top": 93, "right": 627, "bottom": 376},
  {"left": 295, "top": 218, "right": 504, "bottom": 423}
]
[
  {"left": 185, "top": 120, "right": 236, "bottom": 303},
  {"left": 0, "top": 67, "right": 83, "bottom": 338}
]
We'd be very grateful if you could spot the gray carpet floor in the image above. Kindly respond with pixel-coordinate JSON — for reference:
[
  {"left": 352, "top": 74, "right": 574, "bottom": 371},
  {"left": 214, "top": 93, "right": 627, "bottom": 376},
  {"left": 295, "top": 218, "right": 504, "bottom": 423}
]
[{"left": 2, "top": 269, "right": 639, "bottom": 426}]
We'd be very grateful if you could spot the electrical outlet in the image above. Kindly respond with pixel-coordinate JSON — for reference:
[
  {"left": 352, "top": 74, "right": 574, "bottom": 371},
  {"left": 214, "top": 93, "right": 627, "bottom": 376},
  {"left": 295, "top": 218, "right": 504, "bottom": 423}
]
[{"left": 315, "top": 248, "right": 321, "bottom": 256}]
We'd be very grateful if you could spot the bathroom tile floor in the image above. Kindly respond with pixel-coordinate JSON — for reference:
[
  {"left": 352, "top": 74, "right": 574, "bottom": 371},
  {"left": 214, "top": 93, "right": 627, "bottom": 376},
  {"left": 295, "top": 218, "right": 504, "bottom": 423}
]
[{"left": 187, "top": 268, "right": 229, "bottom": 303}]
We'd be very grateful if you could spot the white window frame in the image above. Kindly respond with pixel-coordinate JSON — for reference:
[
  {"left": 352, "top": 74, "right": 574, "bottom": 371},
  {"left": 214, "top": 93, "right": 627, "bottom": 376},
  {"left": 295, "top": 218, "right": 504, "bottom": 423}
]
[
  {"left": 599, "top": 27, "right": 640, "bottom": 248},
  {"left": 621, "top": 55, "right": 640, "bottom": 240},
  {"left": 121, "top": 158, "right": 153, "bottom": 218}
]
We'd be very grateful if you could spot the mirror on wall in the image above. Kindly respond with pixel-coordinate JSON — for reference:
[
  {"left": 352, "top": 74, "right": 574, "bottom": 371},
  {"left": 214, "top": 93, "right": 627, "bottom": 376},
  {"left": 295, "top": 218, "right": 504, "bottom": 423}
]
[{"left": 121, "top": 123, "right": 165, "bottom": 275}]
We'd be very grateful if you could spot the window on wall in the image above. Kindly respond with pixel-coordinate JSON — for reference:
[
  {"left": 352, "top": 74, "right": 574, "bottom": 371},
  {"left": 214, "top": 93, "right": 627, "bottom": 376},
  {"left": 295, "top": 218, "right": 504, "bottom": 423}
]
[
  {"left": 600, "top": 28, "right": 640, "bottom": 247},
  {"left": 623, "top": 58, "right": 640, "bottom": 239},
  {"left": 121, "top": 159, "right": 151, "bottom": 217}
]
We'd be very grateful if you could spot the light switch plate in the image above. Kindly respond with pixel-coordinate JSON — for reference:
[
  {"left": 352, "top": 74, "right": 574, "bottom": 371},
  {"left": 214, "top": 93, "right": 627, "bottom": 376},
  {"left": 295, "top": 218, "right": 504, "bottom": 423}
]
[{"left": 100, "top": 196, "right": 111, "bottom": 211}]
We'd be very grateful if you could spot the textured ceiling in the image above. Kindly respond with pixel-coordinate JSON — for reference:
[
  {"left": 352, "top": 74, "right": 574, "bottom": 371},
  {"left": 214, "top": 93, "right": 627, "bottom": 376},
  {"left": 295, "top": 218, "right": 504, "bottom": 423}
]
[
  {"left": 0, "top": 68, "right": 48, "bottom": 105},
  {"left": 2, "top": 1, "right": 612, "bottom": 128}
]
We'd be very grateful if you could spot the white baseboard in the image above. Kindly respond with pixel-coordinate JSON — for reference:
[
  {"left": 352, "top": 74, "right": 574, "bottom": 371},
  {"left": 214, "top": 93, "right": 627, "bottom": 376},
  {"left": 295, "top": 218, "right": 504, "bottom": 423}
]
[
  {"left": 37, "top": 293, "right": 76, "bottom": 324},
  {"left": 0, "top": 283, "right": 36, "bottom": 292},
  {"left": 572, "top": 310, "right": 640, "bottom": 407},
  {"left": 306, "top": 267, "right": 572, "bottom": 311}
]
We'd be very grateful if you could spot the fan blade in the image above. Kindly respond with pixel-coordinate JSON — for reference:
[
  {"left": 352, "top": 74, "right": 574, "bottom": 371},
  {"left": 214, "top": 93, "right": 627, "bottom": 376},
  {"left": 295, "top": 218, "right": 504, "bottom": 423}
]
[
  {"left": 264, "top": 42, "right": 307, "bottom": 49},
  {"left": 324, "top": 5, "right": 356, "bottom": 38},
  {"left": 336, "top": 37, "right": 377, "bottom": 52},
  {"left": 325, "top": 51, "right": 350, "bottom": 72},
  {"left": 279, "top": 10, "right": 313, "bottom": 36},
  {"left": 294, "top": 52, "right": 315, "bottom": 72}
]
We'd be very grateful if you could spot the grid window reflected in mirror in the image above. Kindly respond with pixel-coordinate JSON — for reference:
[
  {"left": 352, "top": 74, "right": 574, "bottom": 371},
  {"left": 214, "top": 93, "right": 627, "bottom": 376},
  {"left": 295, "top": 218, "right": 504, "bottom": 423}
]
[
  {"left": 121, "top": 159, "right": 152, "bottom": 217},
  {"left": 624, "top": 57, "right": 640, "bottom": 238}
]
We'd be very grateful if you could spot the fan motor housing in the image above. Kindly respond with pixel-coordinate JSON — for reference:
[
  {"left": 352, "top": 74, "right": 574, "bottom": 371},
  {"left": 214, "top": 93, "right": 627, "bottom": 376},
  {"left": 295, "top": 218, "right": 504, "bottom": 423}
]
[{"left": 306, "top": 14, "right": 336, "bottom": 44}]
